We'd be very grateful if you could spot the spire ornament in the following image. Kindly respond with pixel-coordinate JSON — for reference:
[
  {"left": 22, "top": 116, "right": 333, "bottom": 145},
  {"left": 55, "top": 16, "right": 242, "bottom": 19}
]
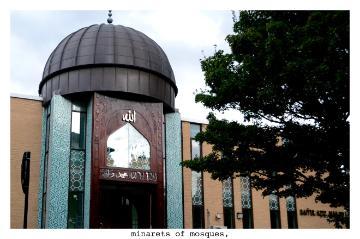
[{"left": 107, "top": 10, "right": 113, "bottom": 24}]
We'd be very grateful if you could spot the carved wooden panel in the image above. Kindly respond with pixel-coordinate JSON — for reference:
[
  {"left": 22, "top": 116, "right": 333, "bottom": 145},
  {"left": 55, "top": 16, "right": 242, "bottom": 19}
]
[{"left": 90, "top": 93, "right": 164, "bottom": 228}]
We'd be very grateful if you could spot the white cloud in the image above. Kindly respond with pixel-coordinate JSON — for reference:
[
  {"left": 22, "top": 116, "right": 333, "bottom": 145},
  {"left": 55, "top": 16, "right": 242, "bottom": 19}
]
[
  {"left": 134, "top": 11, "right": 225, "bottom": 48},
  {"left": 10, "top": 34, "right": 45, "bottom": 95}
]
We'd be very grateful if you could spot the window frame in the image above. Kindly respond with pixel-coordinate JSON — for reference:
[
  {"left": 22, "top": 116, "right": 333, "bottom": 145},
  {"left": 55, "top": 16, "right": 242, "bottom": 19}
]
[
  {"left": 269, "top": 194, "right": 281, "bottom": 229},
  {"left": 67, "top": 102, "right": 87, "bottom": 228},
  {"left": 286, "top": 196, "right": 298, "bottom": 229},
  {"left": 240, "top": 174, "right": 254, "bottom": 229},
  {"left": 41, "top": 104, "right": 51, "bottom": 228},
  {"left": 190, "top": 123, "right": 205, "bottom": 229},
  {"left": 222, "top": 177, "right": 235, "bottom": 229}
]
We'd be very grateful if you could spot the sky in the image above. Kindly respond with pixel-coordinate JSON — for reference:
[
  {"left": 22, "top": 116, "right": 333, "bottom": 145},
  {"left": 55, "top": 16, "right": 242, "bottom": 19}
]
[{"left": 10, "top": 10, "right": 244, "bottom": 123}]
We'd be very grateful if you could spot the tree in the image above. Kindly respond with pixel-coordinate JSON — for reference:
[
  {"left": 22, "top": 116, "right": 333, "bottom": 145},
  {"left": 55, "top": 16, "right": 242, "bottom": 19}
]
[{"left": 182, "top": 11, "right": 349, "bottom": 228}]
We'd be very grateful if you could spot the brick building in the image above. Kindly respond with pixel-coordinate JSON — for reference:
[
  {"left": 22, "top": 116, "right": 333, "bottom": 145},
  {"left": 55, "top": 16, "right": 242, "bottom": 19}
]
[
  {"left": 10, "top": 15, "right": 345, "bottom": 229},
  {"left": 10, "top": 94, "right": 344, "bottom": 229}
]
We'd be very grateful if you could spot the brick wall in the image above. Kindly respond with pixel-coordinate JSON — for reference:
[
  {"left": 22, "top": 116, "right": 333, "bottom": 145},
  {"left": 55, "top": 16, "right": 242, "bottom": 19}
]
[
  {"left": 10, "top": 102, "right": 344, "bottom": 229},
  {"left": 181, "top": 120, "right": 343, "bottom": 229},
  {"left": 10, "top": 97, "right": 42, "bottom": 228},
  {"left": 250, "top": 190, "right": 270, "bottom": 228},
  {"left": 296, "top": 195, "right": 343, "bottom": 228}
]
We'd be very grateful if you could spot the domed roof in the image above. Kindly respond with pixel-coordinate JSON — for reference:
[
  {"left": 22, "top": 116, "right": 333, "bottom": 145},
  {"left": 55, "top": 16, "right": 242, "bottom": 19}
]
[
  {"left": 39, "top": 23, "right": 177, "bottom": 112},
  {"left": 41, "top": 23, "right": 175, "bottom": 87}
]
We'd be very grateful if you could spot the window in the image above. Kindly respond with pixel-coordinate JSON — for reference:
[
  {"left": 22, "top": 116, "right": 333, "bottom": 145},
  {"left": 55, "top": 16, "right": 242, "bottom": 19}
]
[
  {"left": 71, "top": 111, "right": 86, "bottom": 149},
  {"left": 68, "top": 191, "right": 84, "bottom": 228},
  {"left": 192, "top": 171, "right": 204, "bottom": 228},
  {"left": 190, "top": 123, "right": 204, "bottom": 228},
  {"left": 190, "top": 124, "right": 201, "bottom": 139},
  {"left": 41, "top": 104, "right": 51, "bottom": 228},
  {"left": 286, "top": 196, "right": 298, "bottom": 228},
  {"left": 222, "top": 178, "right": 235, "bottom": 228},
  {"left": 68, "top": 102, "right": 86, "bottom": 228},
  {"left": 269, "top": 194, "right": 281, "bottom": 228},
  {"left": 106, "top": 123, "right": 150, "bottom": 170},
  {"left": 240, "top": 175, "right": 254, "bottom": 228}
]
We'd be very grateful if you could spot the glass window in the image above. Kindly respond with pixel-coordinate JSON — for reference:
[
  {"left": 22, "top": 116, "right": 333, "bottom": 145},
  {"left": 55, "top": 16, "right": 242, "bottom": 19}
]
[
  {"left": 224, "top": 207, "right": 234, "bottom": 229},
  {"left": 242, "top": 208, "right": 253, "bottom": 229},
  {"left": 269, "top": 194, "right": 281, "bottom": 228},
  {"left": 45, "top": 115, "right": 50, "bottom": 152},
  {"left": 270, "top": 210, "right": 281, "bottom": 228},
  {"left": 190, "top": 124, "right": 201, "bottom": 138},
  {"left": 71, "top": 112, "right": 86, "bottom": 149},
  {"left": 41, "top": 154, "right": 48, "bottom": 228},
  {"left": 190, "top": 123, "right": 204, "bottom": 228},
  {"left": 42, "top": 105, "right": 51, "bottom": 228},
  {"left": 72, "top": 102, "right": 87, "bottom": 112},
  {"left": 47, "top": 103, "right": 51, "bottom": 115},
  {"left": 43, "top": 155, "right": 48, "bottom": 194},
  {"left": 191, "top": 139, "right": 200, "bottom": 159},
  {"left": 67, "top": 191, "right": 84, "bottom": 228},
  {"left": 287, "top": 211, "right": 298, "bottom": 229},
  {"left": 192, "top": 205, "right": 204, "bottom": 229},
  {"left": 286, "top": 196, "right": 298, "bottom": 228},
  {"left": 107, "top": 123, "right": 150, "bottom": 170},
  {"left": 68, "top": 102, "right": 86, "bottom": 229}
]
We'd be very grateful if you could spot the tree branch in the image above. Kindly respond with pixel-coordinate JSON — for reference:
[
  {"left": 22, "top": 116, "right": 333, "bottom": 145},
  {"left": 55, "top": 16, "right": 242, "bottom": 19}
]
[
  {"left": 253, "top": 112, "right": 283, "bottom": 124},
  {"left": 294, "top": 170, "right": 310, "bottom": 182}
]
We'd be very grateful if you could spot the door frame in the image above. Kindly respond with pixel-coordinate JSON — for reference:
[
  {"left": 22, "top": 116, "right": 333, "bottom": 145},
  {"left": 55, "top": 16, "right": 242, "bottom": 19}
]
[{"left": 90, "top": 93, "right": 165, "bottom": 228}]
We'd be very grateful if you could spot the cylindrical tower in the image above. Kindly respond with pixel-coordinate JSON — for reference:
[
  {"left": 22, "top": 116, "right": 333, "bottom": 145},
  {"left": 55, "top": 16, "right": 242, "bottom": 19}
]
[{"left": 37, "top": 18, "right": 183, "bottom": 229}]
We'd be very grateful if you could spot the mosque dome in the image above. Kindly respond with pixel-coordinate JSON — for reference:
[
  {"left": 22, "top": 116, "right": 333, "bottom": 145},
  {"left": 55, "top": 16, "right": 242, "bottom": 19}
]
[{"left": 39, "top": 23, "right": 177, "bottom": 111}]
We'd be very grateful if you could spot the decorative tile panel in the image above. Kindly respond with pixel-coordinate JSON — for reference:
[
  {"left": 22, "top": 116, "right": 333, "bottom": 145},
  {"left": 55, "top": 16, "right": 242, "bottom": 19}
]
[
  {"left": 192, "top": 171, "right": 203, "bottom": 206},
  {"left": 223, "top": 177, "right": 233, "bottom": 208},
  {"left": 269, "top": 194, "right": 280, "bottom": 211},
  {"left": 286, "top": 196, "right": 296, "bottom": 212},
  {"left": 165, "top": 112, "right": 183, "bottom": 228},
  {"left": 46, "top": 95, "right": 72, "bottom": 228},
  {"left": 240, "top": 176, "right": 252, "bottom": 209},
  {"left": 69, "top": 150, "right": 85, "bottom": 191}
]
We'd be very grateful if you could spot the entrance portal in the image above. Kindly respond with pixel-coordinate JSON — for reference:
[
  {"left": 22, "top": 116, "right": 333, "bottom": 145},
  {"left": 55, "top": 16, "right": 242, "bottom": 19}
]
[{"left": 99, "top": 182, "right": 154, "bottom": 228}]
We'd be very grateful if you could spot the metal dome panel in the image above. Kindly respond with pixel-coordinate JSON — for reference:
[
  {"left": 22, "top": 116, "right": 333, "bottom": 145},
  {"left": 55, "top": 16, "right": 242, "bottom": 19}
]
[
  {"left": 39, "top": 23, "right": 177, "bottom": 112},
  {"left": 40, "top": 23, "right": 176, "bottom": 91}
]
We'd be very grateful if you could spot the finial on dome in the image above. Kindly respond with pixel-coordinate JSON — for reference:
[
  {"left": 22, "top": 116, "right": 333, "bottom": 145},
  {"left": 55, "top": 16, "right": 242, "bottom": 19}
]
[{"left": 107, "top": 10, "right": 113, "bottom": 24}]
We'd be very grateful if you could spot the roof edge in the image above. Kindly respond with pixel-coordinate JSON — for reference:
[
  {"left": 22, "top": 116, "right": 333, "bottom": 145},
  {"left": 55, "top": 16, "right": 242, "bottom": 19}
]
[
  {"left": 39, "top": 63, "right": 178, "bottom": 95},
  {"left": 10, "top": 93, "right": 43, "bottom": 101}
]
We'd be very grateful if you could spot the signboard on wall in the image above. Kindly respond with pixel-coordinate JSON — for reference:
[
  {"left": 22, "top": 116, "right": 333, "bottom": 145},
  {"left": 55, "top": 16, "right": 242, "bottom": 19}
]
[
  {"left": 99, "top": 167, "right": 158, "bottom": 184},
  {"left": 299, "top": 208, "right": 348, "bottom": 218}
]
